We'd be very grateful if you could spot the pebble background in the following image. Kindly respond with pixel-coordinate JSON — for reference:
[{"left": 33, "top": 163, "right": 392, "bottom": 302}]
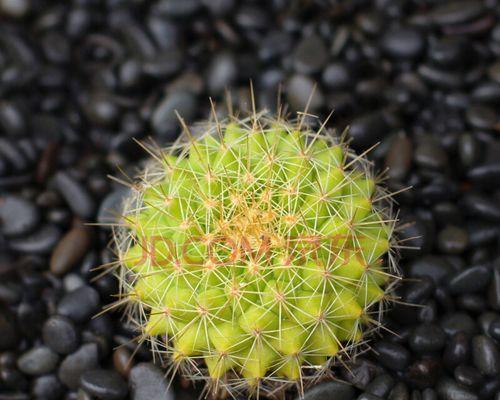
[{"left": 0, "top": 0, "right": 499, "bottom": 400}]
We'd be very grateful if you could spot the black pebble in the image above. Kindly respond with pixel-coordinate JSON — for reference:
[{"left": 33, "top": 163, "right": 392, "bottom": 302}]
[
  {"left": 373, "top": 341, "right": 411, "bottom": 371},
  {"left": 57, "top": 286, "right": 100, "bottom": 323},
  {"left": 79, "top": 369, "right": 128, "bottom": 400},
  {"left": 43, "top": 315, "right": 80, "bottom": 355}
]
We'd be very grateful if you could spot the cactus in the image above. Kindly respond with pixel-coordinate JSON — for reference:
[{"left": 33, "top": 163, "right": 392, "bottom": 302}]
[{"left": 113, "top": 111, "right": 399, "bottom": 398}]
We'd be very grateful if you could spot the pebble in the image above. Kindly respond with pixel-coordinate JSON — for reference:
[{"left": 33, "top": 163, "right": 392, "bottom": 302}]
[
  {"left": 112, "top": 348, "right": 133, "bottom": 378},
  {"left": 17, "top": 346, "right": 59, "bottom": 376},
  {"left": 366, "top": 374, "right": 395, "bottom": 397},
  {"left": 490, "top": 261, "right": 500, "bottom": 310},
  {"left": 97, "top": 188, "right": 130, "bottom": 229},
  {"left": 0, "top": 195, "right": 40, "bottom": 237},
  {"left": 50, "top": 225, "right": 92, "bottom": 276},
  {"left": 466, "top": 105, "right": 497, "bottom": 130},
  {"left": 31, "top": 374, "right": 64, "bottom": 400},
  {"left": 389, "top": 382, "right": 409, "bottom": 400},
  {"left": 409, "top": 324, "right": 446, "bottom": 353},
  {"left": 453, "top": 365, "right": 482, "bottom": 388},
  {"left": 414, "top": 139, "right": 448, "bottom": 170},
  {"left": 58, "top": 343, "right": 99, "bottom": 389},
  {"left": 322, "top": 62, "right": 352, "bottom": 90},
  {"left": 436, "top": 378, "right": 478, "bottom": 400},
  {"left": 206, "top": 52, "right": 237, "bottom": 95},
  {"left": 437, "top": 226, "right": 468, "bottom": 254},
  {"left": 381, "top": 27, "right": 425, "bottom": 60},
  {"left": 53, "top": 172, "right": 96, "bottom": 220},
  {"left": 79, "top": 369, "right": 128, "bottom": 400},
  {"left": 293, "top": 35, "right": 328, "bottom": 74},
  {"left": 440, "top": 313, "right": 478, "bottom": 337},
  {"left": 348, "top": 111, "right": 390, "bottom": 149},
  {"left": 467, "top": 163, "right": 500, "bottom": 189},
  {"left": 489, "top": 318, "right": 500, "bottom": 340},
  {"left": 151, "top": 90, "right": 197, "bottom": 136},
  {"left": 385, "top": 134, "right": 413, "bottom": 181},
  {"left": 129, "top": 363, "right": 173, "bottom": 400},
  {"left": 7, "top": 224, "right": 62, "bottom": 254},
  {"left": 57, "top": 285, "right": 100, "bottom": 323},
  {"left": 472, "top": 335, "right": 500, "bottom": 376},
  {"left": 462, "top": 193, "right": 500, "bottom": 222},
  {"left": 408, "top": 256, "right": 453, "bottom": 284},
  {"left": 447, "top": 265, "right": 491, "bottom": 294},
  {"left": 373, "top": 341, "right": 411, "bottom": 371},
  {"left": 300, "top": 380, "right": 355, "bottom": 400},
  {"left": 443, "top": 332, "right": 471, "bottom": 368},
  {"left": 43, "top": 315, "right": 80, "bottom": 355},
  {"left": 430, "top": 1, "right": 486, "bottom": 26},
  {"left": 286, "top": 74, "right": 324, "bottom": 112}
]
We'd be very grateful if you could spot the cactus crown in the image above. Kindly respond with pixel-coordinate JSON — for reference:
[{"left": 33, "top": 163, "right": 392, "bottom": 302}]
[{"left": 114, "top": 111, "right": 398, "bottom": 398}]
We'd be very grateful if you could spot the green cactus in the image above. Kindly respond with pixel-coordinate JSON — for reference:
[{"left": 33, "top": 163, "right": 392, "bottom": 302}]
[{"left": 114, "top": 112, "right": 399, "bottom": 397}]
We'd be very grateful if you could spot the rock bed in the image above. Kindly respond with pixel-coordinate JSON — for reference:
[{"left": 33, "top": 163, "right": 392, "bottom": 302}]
[{"left": 0, "top": 1, "right": 499, "bottom": 399}]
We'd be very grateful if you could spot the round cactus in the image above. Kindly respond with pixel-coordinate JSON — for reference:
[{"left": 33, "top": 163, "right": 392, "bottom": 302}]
[{"left": 114, "top": 111, "right": 399, "bottom": 397}]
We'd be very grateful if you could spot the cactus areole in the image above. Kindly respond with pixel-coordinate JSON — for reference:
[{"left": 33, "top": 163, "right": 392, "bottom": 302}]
[{"left": 114, "top": 112, "right": 399, "bottom": 397}]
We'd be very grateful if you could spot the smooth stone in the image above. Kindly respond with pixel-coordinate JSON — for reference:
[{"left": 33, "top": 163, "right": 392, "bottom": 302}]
[
  {"left": 0, "top": 195, "right": 40, "bottom": 237},
  {"left": 53, "top": 172, "right": 96, "bottom": 220},
  {"left": 357, "top": 394, "right": 383, "bottom": 400},
  {"left": 381, "top": 26, "right": 425, "bottom": 60},
  {"left": 417, "top": 65, "right": 463, "bottom": 89},
  {"left": 462, "top": 193, "right": 500, "bottom": 222},
  {"left": 409, "top": 323, "right": 446, "bottom": 353},
  {"left": 444, "top": 332, "right": 471, "bottom": 368},
  {"left": 349, "top": 111, "right": 390, "bottom": 149},
  {"left": 430, "top": 1, "right": 485, "bottom": 25},
  {"left": 465, "top": 221, "right": 498, "bottom": 247},
  {"left": 389, "top": 382, "right": 410, "bottom": 400},
  {"left": 405, "top": 358, "right": 441, "bottom": 389},
  {"left": 440, "top": 313, "right": 478, "bottom": 337},
  {"left": 436, "top": 378, "right": 478, "bottom": 400},
  {"left": 129, "top": 363, "right": 173, "bottom": 400},
  {"left": 466, "top": 105, "right": 497, "bottom": 130},
  {"left": 373, "top": 341, "right": 411, "bottom": 371},
  {"left": 489, "top": 261, "right": 500, "bottom": 310},
  {"left": 428, "top": 38, "right": 464, "bottom": 66},
  {"left": 341, "top": 358, "right": 383, "bottom": 389},
  {"left": 472, "top": 335, "right": 500, "bottom": 376},
  {"left": 80, "top": 369, "right": 128, "bottom": 400},
  {"left": 467, "top": 163, "right": 500, "bottom": 189},
  {"left": 57, "top": 286, "right": 100, "bottom": 323},
  {"left": 385, "top": 134, "right": 413, "bottom": 181},
  {"left": 58, "top": 343, "right": 99, "bottom": 389},
  {"left": 17, "top": 346, "right": 59, "bottom": 375},
  {"left": 43, "top": 315, "right": 80, "bottom": 355},
  {"left": 8, "top": 224, "right": 62, "bottom": 254},
  {"left": 206, "top": 52, "right": 237, "bottom": 94},
  {"left": 366, "top": 374, "right": 395, "bottom": 397},
  {"left": 286, "top": 74, "right": 324, "bottom": 112},
  {"left": 300, "top": 380, "right": 355, "bottom": 400},
  {"left": 414, "top": 139, "right": 448, "bottom": 170},
  {"left": 97, "top": 188, "right": 130, "bottom": 229},
  {"left": 437, "top": 226, "right": 468, "bottom": 254},
  {"left": 50, "top": 226, "right": 92, "bottom": 276},
  {"left": 155, "top": 0, "right": 201, "bottom": 17},
  {"left": 408, "top": 255, "right": 454, "bottom": 284},
  {"left": 0, "top": 0, "right": 29, "bottom": 18},
  {"left": 31, "top": 374, "right": 64, "bottom": 400},
  {"left": 293, "top": 34, "right": 328, "bottom": 74},
  {"left": 113, "top": 347, "right": 133, "bottom": 377},
  {"left": 489, "top": 318, "right": 500, "bottom": 340},
  {"left": 142, "top": 51, "right": 182, "bottom": 79},
  {"left": 322, "top": 62, "right": 352, "bottom": 90},
  {"left": 151, "top": 90, "right": 197, "bottom": 136},
  {"left": 454, "top": 365, "right": 483, "bottom": 388},
  {"left": 403, "top": 277, "right": 435, "bottom": 304},
  {"left": 448, "top": 265, "right": 491, "bottom": 294}
]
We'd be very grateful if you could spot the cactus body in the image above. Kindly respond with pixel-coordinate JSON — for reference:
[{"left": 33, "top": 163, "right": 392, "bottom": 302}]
[{"left": 114, "top": 113, "right": 398, "bottom": 397}]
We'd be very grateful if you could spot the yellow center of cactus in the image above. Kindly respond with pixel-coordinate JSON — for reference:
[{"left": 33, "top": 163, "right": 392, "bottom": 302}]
[{"left": 116, "top": 114, "right": 398, "bottom": 397}]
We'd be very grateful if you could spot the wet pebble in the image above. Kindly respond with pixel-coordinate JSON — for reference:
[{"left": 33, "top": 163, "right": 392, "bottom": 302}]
[
  {"left": 80, "top": 369, "right": 128, "bottom": 400},
  {"left": 462, "top": 193, "right": 500, "bottom": 222},
  {"left": 453, "top": 365, "right": 482, "bottom": 388},
  {"left": 440, "top": 313, "right": 477, "bottom": 337},
  {"left": 129, "top": 363, "right": 174, "bottom": 400},
  {"left": 17, "top": 346, "right": 59, "bottom": 376},
  {"left": 436, "top": 377, "right": 478, "bottom": 400},
  {"left": 448, "top": 265, "right": 491, "bottom": 294},
  {"left": 409, "top": 323, "right": 446, "bottom": 353},
  {"left": 43, "top": 315, "right": 80, "bottom": 355},
  {"left": 300, "top": 380, "right": 355, "bottom": 400}
]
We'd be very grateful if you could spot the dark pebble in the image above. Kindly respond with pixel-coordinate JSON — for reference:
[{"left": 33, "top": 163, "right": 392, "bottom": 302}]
[
  {"left": 57, "top": 285, "right": 100, "bottom": 323},
  {"left": 385, "top": 134, "right": 413, "bottom": 181},
  {"left": 349, "top": 111, "right": 390, "bottom": 150},
  {"left": 414, "top": 139, "right": 448, "bottom": 170},
  {"left": 381, "top": 26, "right": 425, "bottom": 60},
  {"left": 17, "top": 346, "right": 59, "bottom": 375},
  {"left": 50, "top": 225, "right": 92, "bottom": 276},
  {"left": 373, "top": 341, "right": 411, "bottom": 371},
  {"left": 448, "top": 265, "right": 491, "bottom": 294},
  {"left": 129, "top": 363, "right": 174, "bottom": 400},
  {"left": 300, "top": 380, "right": 355, "bottom": 400},
  {"left": 409, "top": 323, "right": 446, "bottom": 353},
  {"left": 31, "top": 374, "right": 64, "bottom": 400},
  {"left": 453, "top": 365, "right": 483, "bottom": 388},
  {"left": 151, "top": 90, "right": 197, "bottom": 136},
  {"left": 440, "top": 313, "right": 478, "bottom": 337},
  {"left": 436, "top": 378, "right": 478, "bottom": 400},
  {"left": 462, "top": 193, "right": 500, "bottom": 222},
  {"left": 437, "top": 226, "right": 468, "bottom": 254},
  {"left": 408, "top": 255, "right": 453, "bottom": 284},
  {"left": 206, "top": 52, "right": 237, "bottom": 95},
  {"left": 293, "top": 34, "right": 328, "bottom": 74},
  {"left": 53, "top": 172, "right": 96, "bottom": 220},
  {"left": 489, "top": 318, "right": 500, "bottom": 340},
  {"left": 405, "top": 358, "right": 441, "bottom": 389},
  {"left": 366, "top": 374, "right": 395, "bottom": 398},
  {"left": 490, "top": 261, "right": 500, "bottom": 310},
  {"left": 444, "top": 332, "right": 471, "bottom": 368},
  {"left": 389, "top": 382, "right": 410, "bottom": 400},
  {"left": 80, "top": 369, "right": 128, "bottom": 400},
  {"left": 430, "top": 1, "right": 486, "bottom": 26},
  {"left": 472, "top": 335, "right": 500, "bottom": 376},
  {"left": 466, "top": 105, "right": 497, "bottom": 130},
  {"left": 0, "top": 195, "right": 40, "bottom": 237},
  {"left": 322, "top": 62, "right": 352, "bottom": 90},
  {"left": 43, "top": 315, "right": 80, "bottom": 355},
  {"left": 467, "top": 163, "right": 500, "bottom": 189},
  {"left": 357, "top": 394, "right": 383, "bottom": 400},
  {"left": 286, "top": 74, "right": 324, "bottom": 112},
  {"left": 97, "top": 188, "right": 130, "bottom": 229},
  {"left": 58, "top": 343, "right": 99, "bottom": 390},
  {"left": 8, "top": 224, "right": 62, "bottom": 254}
]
